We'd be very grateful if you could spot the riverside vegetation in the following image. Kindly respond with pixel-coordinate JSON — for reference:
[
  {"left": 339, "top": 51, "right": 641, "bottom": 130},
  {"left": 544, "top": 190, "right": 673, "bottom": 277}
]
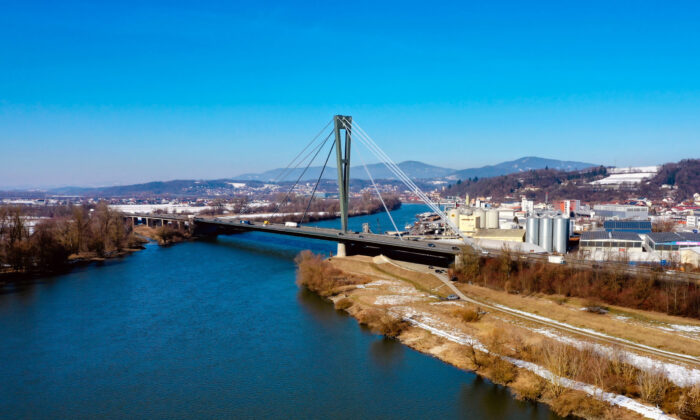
[
  {"left": 451, "top": 247, "right": 700, "bottom": 319},
  {"left": 0, "top": 203, "right": 145, "bottom": 279},
  {"left": 295, "top": 251, "right": 700, "bottom": 419}
]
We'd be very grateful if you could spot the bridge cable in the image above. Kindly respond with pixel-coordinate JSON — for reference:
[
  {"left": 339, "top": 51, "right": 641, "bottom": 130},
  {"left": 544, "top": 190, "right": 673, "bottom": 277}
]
[
  {"left": 356, "top": 145, "right": 403, "bottom": 240},
  {"left": 270, "top": 119, "right": 333, "bottom": 185},
  {"left": 347, "top": 118, "right": 477, "bottom": 248},
  {"left": 270, "top": 130, "right": 334, "bottom": 220},
  {"left": 299, "top": 139, "right": 336, "bottom": 225}
]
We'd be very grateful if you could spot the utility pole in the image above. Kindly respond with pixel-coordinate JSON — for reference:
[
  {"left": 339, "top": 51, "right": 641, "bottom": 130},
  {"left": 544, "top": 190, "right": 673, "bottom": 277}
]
[{"left": 334, "top": 115, "right": 352, "bottom": 257}]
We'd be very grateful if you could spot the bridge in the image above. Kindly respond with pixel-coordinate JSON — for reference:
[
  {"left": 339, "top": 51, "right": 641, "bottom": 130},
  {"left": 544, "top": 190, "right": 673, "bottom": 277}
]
[{"left": 122, "top": 115, "right": 470, "bottom": 267}]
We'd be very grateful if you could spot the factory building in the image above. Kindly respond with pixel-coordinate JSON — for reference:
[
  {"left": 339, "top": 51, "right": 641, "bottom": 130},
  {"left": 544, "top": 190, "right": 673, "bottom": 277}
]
[
  {"left": 603, "top": 220, "right": 652, "bottom": 234},
  {"left": 592, "top": 204, "right": 649, "bottom": 220},
  {"left": 644, "top": 232, "right": 700, "bottom": 252},
  {"left": 472, "top": 229, "right": 525, "bottom": 242},
  {"left": 579, "top": 231, "right": 643, "bottom": 252},
  {"left": 458, "top": 215, "right": 480, "bottom": 234}
]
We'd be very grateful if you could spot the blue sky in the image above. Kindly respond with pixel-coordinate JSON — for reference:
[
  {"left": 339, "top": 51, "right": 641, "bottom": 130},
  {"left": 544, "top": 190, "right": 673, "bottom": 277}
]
[{"left": 1, "top": 0, "right": 699, "bottom": 188}]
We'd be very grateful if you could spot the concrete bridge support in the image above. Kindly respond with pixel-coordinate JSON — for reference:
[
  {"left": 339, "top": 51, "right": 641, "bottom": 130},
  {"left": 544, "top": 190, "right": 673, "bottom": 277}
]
[{"left": 337, "top": 243, "right": 346, "bottom": 257}]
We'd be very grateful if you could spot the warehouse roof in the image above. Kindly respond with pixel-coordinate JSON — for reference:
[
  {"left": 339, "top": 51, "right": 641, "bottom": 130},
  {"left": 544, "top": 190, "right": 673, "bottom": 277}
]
[
  {"left": 647, "top": 232, "right": 700, "bottom": 244},
  {"left": 580, "top": 231, "right": 642, "bottom": 241},
  {"left": 603, "top": 220, "right": 652, "bottom": 233}
]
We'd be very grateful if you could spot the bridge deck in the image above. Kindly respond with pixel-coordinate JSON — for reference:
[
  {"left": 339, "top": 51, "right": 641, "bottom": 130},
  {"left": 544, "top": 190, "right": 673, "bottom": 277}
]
[{"left": 193, "top": 217, "right": 462, "bottom": 257}]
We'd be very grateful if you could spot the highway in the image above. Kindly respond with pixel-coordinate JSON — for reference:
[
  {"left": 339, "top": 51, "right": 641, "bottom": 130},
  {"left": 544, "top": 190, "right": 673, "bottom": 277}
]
[{"left": 193, "top": 217, "right": 462, "bottom": 258}]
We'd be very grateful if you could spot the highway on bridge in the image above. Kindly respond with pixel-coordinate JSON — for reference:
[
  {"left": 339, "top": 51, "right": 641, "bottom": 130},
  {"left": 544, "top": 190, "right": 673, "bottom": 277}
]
[{"left": 193, "top": 217, "right": 462, "bottom": 260}]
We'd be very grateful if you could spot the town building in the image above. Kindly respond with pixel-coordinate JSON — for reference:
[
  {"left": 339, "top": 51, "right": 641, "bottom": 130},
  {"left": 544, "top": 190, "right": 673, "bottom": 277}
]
[{"left": 592, "top": 204, "right": 649, "bottom": 220}]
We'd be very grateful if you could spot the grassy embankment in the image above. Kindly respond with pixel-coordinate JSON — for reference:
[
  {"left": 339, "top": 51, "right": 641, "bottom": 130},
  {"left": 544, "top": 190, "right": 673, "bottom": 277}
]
[{"left": 295, "top": 251, "right": 700, "bottom": 419}]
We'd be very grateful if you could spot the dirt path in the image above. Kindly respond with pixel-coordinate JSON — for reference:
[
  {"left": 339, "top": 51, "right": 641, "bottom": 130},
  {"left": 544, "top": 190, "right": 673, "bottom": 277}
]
[{"left": 384, "top": 257, "right": 700, "bottom": 368}]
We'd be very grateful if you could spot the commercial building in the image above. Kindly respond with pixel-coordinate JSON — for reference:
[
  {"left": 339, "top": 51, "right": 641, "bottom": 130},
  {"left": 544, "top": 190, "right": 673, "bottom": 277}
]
[
  {"left": 579, "top": 231, "right": 643, "bottom": 252},
  {"left": 603, "top": 220, "right": 652, "bottom": 234},
  {"left": 593, "top": 204, "right": 649, "bottom": 220},
  {"left": 644, "top": 232, "right": 700, "bottom": 252},
  {"left": 687, "top": 215, "right": 699, "bottom": 229}
]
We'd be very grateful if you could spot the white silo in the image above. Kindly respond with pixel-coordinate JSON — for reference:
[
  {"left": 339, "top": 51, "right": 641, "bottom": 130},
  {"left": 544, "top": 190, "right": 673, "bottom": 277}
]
[
  {"left": 485, "top": 209, "right": 499, "bottom": 229},
  {"left": 473, "top": 208, "right": 486, "bottom": 229},
  {"left": 447, "top": 208, "right": 460, "bottom": 233},
  {"left": 525, "top": 217, "right": 540, "bottom": 245},
  {"left": 553, "top": 217, "right": 569, "bottom": 254},
  {"left": 539, "top": 217, "right": 553, "bottom": 252}
]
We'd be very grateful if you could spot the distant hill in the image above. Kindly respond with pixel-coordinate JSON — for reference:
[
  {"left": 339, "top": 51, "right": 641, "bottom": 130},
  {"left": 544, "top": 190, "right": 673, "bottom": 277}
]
[
  {"left": 450, "top": 156, "right": 596, "bottom": 180},
  {"left": 444, "top": 158, "right": 700, "bottom": 202},
  {"left": 236, "top": 160, "right": 456, "bottom": 182}
]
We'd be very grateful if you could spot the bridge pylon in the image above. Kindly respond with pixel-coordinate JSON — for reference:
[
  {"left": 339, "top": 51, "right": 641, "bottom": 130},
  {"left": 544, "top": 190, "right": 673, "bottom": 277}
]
[{"left": 334, "top": 115, "right": 352, "bottom": 233}]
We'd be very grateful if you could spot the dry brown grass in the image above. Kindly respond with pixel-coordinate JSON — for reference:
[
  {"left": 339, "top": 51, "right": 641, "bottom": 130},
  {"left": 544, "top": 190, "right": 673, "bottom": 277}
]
[{"left": 455, "top": 281, "right": 700, "bottom": 357}]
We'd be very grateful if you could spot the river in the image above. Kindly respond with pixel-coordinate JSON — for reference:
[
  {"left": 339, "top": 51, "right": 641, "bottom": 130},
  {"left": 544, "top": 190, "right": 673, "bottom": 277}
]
[{"left": 0, "top": 204, "right": 559, "bottom": 419}]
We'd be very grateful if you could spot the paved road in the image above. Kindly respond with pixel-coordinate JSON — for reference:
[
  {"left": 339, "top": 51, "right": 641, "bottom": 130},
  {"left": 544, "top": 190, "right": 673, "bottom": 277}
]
[{"left": 194, "top": 218, "right": 462, "bottom": 257}]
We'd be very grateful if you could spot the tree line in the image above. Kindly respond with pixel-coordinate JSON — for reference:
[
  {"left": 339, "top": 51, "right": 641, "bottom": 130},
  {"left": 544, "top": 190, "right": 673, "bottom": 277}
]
[
  {"left": 451, "top": 248, "right": 700, "bottom": 319},
  {"left": 0, "top": 203, "right": 142, "bottom": 275}
]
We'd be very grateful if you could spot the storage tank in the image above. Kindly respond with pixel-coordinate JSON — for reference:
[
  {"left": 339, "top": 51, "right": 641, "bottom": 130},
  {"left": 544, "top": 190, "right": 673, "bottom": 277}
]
[
  {"left": 473, "top": 209, "right": 486, "bottom": 229},
  {"left": 447, "top": 209, "right": 459, "bottom": 232},
  {"left": 485, "top": 209, "right": 499, "bottom": 229},
  {"left": 539, "top": 217, "right": 553, "bottom": 252},
  {"left": 553, "top": 217, "right": 569, "bottom": 254},
  {"left": 525, "top": 217, "right": 540, "bottom": 245}
]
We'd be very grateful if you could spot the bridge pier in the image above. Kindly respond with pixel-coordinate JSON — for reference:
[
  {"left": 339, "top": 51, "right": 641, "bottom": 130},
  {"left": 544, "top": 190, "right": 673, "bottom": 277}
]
[
  {"left": 336, "top": 243, "right": 346, "bottom": 257},
  {"left": 454, "top": 253, "right": 463, "bottom": 269}
]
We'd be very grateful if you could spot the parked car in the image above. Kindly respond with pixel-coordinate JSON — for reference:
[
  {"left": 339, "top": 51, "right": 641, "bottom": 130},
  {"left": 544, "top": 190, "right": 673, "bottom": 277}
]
[
  {"left": 240, "top": 220, "right": 251, "bottom": 225},
  {"left": 428, "top": 243, "right": 436, "bottom": 248},
  {"left": 446, "top": 294, "right": 459, "bottom": 300}
]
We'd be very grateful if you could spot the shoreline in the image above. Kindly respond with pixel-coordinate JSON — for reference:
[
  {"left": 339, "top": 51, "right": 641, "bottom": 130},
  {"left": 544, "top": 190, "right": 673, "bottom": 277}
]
[{"left": 296, "top": 252, "right": 699, "bottom": 419}]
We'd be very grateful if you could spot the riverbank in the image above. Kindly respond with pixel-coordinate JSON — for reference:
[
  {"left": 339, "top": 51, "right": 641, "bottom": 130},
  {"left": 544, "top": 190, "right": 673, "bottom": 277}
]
[{"left": 296, "top": 251, "right": 700, "bottom": 419}]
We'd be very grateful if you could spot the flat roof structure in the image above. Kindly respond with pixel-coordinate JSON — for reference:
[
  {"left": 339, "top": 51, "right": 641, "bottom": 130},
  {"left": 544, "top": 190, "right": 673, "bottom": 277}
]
[
  {"left": 580, "top": 231, "right": 642, "bottom": 249},
  {"left": 603, "top": 220, "right": 652, "bottom": 234},
  {"left": 645, "top": 232, "right": 700, "bottom": 251}
]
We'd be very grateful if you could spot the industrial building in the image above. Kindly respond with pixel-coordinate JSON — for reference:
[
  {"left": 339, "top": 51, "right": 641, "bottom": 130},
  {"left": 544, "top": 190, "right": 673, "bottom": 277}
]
[
  {"left": 472, "top": 229, "right": 525, "bottom": 242},
  {"left": 579, "top": 231, "right": 643, "bottom": 252},
  {"left": 681, "top": 248, "right": 700, "bottom": 268},
  {"left": 644, "top": 232, "right": 700, "bottom": 252},
  {"left": 603, "top": 220, "right": 652, "bottom": 234},
  {"left": 592, "top": 204, "right": 649, "bottom": 220}
]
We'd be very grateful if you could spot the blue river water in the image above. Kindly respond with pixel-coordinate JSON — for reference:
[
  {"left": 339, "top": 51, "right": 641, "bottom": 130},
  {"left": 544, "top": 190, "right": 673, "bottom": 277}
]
[{"left": 0, "top": 204, "right": 559, "bottom": 419}]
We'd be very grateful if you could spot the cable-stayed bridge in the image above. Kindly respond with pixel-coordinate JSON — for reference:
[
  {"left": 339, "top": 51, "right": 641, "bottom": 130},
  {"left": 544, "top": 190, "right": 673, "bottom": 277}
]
[{"left": 124, "top": 115, "right": 471, "bottom": 267}]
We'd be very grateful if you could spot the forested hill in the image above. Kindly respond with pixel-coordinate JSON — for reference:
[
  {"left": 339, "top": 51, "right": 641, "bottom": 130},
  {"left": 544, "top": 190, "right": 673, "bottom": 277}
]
[{"left": 443, "top": 159, "right": 700, "bottom": 202}]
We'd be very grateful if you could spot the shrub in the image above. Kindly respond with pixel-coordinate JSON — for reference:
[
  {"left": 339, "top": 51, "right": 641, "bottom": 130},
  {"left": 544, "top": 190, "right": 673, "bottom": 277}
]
[
  {"left": 488, "top": 358, "right": 517, "bottom": 384},
  {"left": 452, "top": 306, "right": 481, "bottom": 323},
  {"left": 355, "top": 308, "right": 408, "bottom": 338},
  {"left": 638, "top": 368, "right": 670, "bottom": 405},
  {"left": 334, "top": 297, "right": 353, "bottom": 311}
]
